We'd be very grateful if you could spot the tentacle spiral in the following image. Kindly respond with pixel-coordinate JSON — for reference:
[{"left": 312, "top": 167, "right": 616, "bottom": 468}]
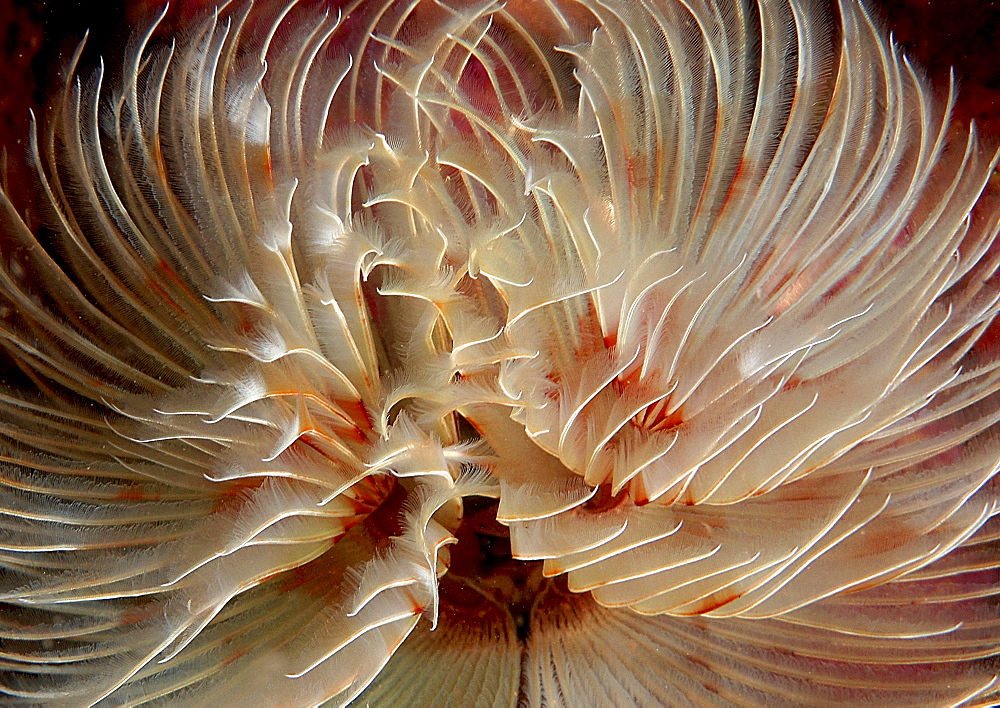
[{"left": 0, "top": 0, "right": 998, "bottom": 704}]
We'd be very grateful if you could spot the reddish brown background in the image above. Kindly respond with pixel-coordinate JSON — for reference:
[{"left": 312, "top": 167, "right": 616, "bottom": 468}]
[{"left": 0, "top": 0, "right": 997, "bottom": 172}]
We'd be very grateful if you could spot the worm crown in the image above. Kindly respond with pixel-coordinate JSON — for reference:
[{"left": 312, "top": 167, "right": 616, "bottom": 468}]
[{"left": 0, "top": 0, "right": 998, "bottom": 705}]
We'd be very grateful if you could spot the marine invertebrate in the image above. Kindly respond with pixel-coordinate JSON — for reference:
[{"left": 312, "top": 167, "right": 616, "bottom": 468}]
[{"left": 1, "top": 0, "right": 998, "bottom": 703}]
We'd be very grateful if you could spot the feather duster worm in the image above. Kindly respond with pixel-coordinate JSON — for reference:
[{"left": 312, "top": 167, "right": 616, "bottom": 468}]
[{"left": 0, "top": 0, "right": 998, "bottom": 704}]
